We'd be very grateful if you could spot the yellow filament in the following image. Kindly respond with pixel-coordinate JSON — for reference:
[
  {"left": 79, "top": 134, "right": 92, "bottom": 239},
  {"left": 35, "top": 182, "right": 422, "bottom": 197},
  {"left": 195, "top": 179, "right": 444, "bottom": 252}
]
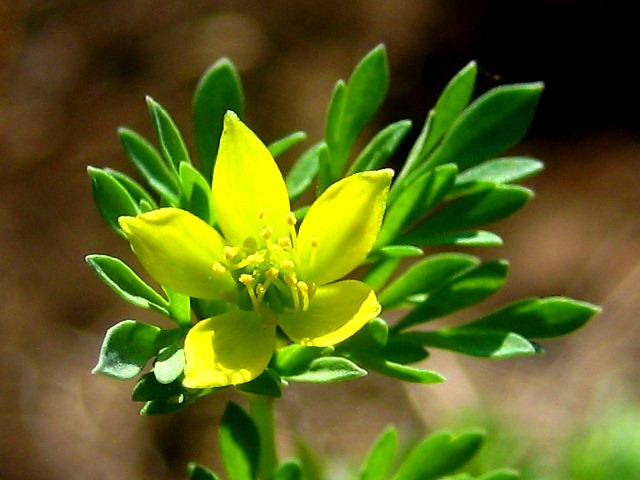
[
  {"left": 297, "top": 281, "right": 310, "bottom": 311},
  {"left": 308, "top": 237, "right": 319, "bottom": 269}
]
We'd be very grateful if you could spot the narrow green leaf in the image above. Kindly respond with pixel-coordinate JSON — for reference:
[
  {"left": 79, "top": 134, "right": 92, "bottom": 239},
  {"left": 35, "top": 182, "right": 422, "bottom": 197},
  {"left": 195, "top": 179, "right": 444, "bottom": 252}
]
[
  {"left": 193, "top": 58, "right": 244, "bottom": 183},
  {"left": 400, "top": 329, "right": 536, "bottom": 359},
  {"left": 380, "top": 164, "right": 458, "bottom": 246},
  {"left": 272, "top": 344, "right": 328, "bottom": 377},
  {"left": 416, "top": 230, "right": 503, "bottom": 247},
  {"left": 349, "top": 120, "right": 412, "bottom": 174},
  {"left": 359, "top": 428, "right": 398, "bottom": 480},
  {"left": 455, "top": 157, "right": 544, "bottom": 186},
  {"left": 87, "top": 167, "right": 141, "bottom": 234},
  {"left": 379, "top": 253, "right": 479, "bottom": 309},
  {"left": 92, "top": 320, "right": 161, "bottom": 380},
  {"left": 285, "top": 357, "right": 367, "bottom": 383},
  {"left": 219, "top": 402, "right": 260, "bottom": 480},
  {"left": 105, "top": 168, "right": 158, "bottom": 210},
  {"left": 140, "top": 396, "right": 193, "bottom": 415},
  {"left": 273, "top": 460, "right": 303, "bottom": 480},
  {"left": 363, "top": 257, "right": 402, "bottom": 292},
  {"left": 132, "top": 372, "right": 182, "bottom": 402},
  {"left": 393, "top": 260, "right": 509, "bottom": 331},
  {"left": 164, "top": 287, "right": 192, "bottom": 327},
  {"left": 422, "top": 83, "right": 544, "bottom": 173},
  {"left": 236, "top": 369, "right": 282, "bottom": 398},
  {"left": 401, "top": 185, "right": 532, "bottom": 244},
  {"left": 146, "top": 96, "right": 191, "bottom": 172},
  {"left": 326, "top": 45, "right": 390, "bottom": 180},
  {"left": 153, "top": 344, "right": 185, "bottom": 384},
  {"left": 396, "top": 61, "right": 477, "bottom": 184},
  {"left": 118, "top": 127, "right": 180, "bottom": 205},
  {"left": 391, "top": 431, "right": 485, "bottom": 480},
  {"left": 363, "top": 358, "right": 444, "bottom": 384},
  {"left": 382, "top": 337, "right": 429, "bottom": 364},
  {"left": 188, "top": 463, "right": 221, "bottom": 480},
  {"left": 86, "top": 254, "right": 170, "bottom": 316},
  {"left": 179, "top": 161, "right": 214, "bottom": 224},
  {"left": 368, "top": 245, "right": 424, "bottom": 261},
  {"left": 476, "top": 469, "right": 521, "bottom": 480},
  {"left": 268, "top": 131, "right": 307, "bottom": 158},
  {"left": 285, "top": 141, "right": 323, "bottom": 202},
  {"left": 464, "top": 297, "right": 600, "bottom": 339}
]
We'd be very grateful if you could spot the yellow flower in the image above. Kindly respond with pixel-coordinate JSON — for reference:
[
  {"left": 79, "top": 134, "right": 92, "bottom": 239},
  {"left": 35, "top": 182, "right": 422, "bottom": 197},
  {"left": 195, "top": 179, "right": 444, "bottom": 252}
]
[{"left": 119, "top": 112, "right": 393, "bottom": 389}]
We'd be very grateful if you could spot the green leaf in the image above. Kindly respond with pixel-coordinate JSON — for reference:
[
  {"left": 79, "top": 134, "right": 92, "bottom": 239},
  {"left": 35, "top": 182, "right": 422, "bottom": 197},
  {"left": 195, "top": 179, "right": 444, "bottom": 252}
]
[
  {"left": 379, "top": 253, "right": 479, "bottom": 309},
  {"left": 476, "top": 469, "right": 520, "bottom": 480},
  {"left": 219, "top": 402, "right": 260, "bottom": 480},
  {"left": 325, "top": 45, "right": 389, "bottom": 180},
  {"left": 273, "top": 460, "right": 303, "bottom": 480},
  {"left": 146, "top": 96, "right": 191, "bottom": 172},
  {"left": 368, "top": 245, "right": 424, "bottom": 261},
  {"left": 86, "top": 254, "right": 170, "bottom": 316},
  {"left": 188, "top": 463, "right": 221, "bottom": 480},
  {"left": 401, "top": 184, "right": 532, "bottom": 244},
  {"left": 381, "top": 164, "right": 458, "bottom": 246},
  {"left": 164, "top": 287, "right": 192, "bottom": 327},
  {"left": 362, "top": 256, "right": 402, "bottom": 292},
  {"left": 193, "top": 58, "right": 244, "bottom": 183},
  {"left": 118, "top": 127, "right": 180, "bottom": 205},
  {"left": 422, "top": 83, "right": 544, "bottom": 173},
  {"left": 87, "top": 167, "right": 141, "bottom": 234},
  {"left": 104, "top": 168, "right": 158, "bottom": 210},
  {"left": 455, "top": 157, "right": 544, "bottom": 186},
  {"left": 132, "top": 372, "right": 183, "bottom": 402},
  {"left": 390, "top": 431, "right": 485, "bottom": 480},
  {"left": 179, "top": 161, "right": 214, "bottom": 224},
  {"left": 272, "top": 344, "right": 328, "bottom": 377},
  {"left": 284, "top": 357, "right": 367, "bottom": 383},
  {"left": 236, "top": 369, "right": 282, "bottom": 398},
  {"left": 153, "top": 344, "right": 185, "bottom": 384},
  {"left": 286, "top": 141, "right": 323, "bottom": 202},
  {"left": 397, "top": 61, "right": 477, "bottom": 184},
  {"left": 417, "top": 230, "right": 503, "bottom": 247},
  {"left": 464, "top": 297, "right": 600, "bottom": 339},
  {"left": 349, "top": 120, "right": 412, "bottom": 174},
  {"left": 400, "top": 329, "right": 536, "bottom": 359},
  {"left": 383, "top": 337, "right": 429, "bottom": 364},
  {"left": 92, "top": 320, "right": 161, "bottom": 380},
  {"left": 268, "top": 131, "right": 307, "bottom": 158},
  {"left": 363, "top": 358, "right": 444, "bottom": 384},
  {"left": 359, "top": 428, "right": 398, "bottom": 480},
  {"left": 393, "top": 260, "right": 509, "bottom": 331}
]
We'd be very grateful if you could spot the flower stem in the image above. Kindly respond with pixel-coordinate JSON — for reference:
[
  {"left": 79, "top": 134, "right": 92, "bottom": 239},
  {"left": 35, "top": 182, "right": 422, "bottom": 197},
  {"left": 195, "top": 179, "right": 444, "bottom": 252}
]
[{"left": 247, "top": 394, "right": 278, "bottom": 479}]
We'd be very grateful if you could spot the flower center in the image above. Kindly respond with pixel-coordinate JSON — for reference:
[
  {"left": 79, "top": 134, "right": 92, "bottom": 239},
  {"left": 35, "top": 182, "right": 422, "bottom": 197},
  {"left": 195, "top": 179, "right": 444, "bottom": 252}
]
[{"left": 213, "top": 210, "right": 317, "bottom": 315}]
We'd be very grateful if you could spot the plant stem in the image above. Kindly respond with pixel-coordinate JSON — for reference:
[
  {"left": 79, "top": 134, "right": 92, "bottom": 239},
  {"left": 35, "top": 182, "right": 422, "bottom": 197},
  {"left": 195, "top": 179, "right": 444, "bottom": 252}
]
[{"left": 248, "top": 394, "right": 278, "bottom": 479}]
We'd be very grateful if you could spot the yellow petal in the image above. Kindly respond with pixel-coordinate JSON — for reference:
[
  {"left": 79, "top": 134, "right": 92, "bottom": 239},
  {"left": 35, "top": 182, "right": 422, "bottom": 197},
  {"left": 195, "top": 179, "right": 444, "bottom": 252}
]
[
  {"left": 119, "top": 208, "right": 234, "bottom": 300},
  {"left": 183, "top": 310, "right": 276, "bottom": 388},
  {"left": 278, "top": 280, "right": 380, "bottom": 347},
  {"left": 212, "top": 111, "right": 291, "bottom": 246},
  {"left": 296, "top": 169, "right": 393, "bottom": 286}
]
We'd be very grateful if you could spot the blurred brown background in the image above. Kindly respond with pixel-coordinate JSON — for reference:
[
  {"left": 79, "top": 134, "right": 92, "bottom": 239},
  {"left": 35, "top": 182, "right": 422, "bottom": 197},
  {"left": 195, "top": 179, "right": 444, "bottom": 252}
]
[{"left": 1, "top": 1, "right": 638, "bottom": 479}]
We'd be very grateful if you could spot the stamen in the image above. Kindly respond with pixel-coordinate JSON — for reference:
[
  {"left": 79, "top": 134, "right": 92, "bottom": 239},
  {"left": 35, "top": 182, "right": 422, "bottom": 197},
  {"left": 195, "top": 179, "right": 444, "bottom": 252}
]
[
  {"left": 280, "top": 259, "right": 295, "bottom": 271},
  {"left": 261, "top": 226, "right": 274, "bottom": 241},
  {"left": 212, "top": 262, "right": 227, "bottom": 276},
  {"left": 223, "top": 246, "right": 239, "bottom": 261},
  {"left": 277, "top": 237, "right": 292, "bottom": 249},
  {"left": 240, "top": 274, "right": 260, "bottom": 310},
  {"left": 239, "top": 274, "right": 254, "bottom": 286},
  {"left": 286, "top": 212, "right": 298, "bottom": 249},
  {"left": 284, "top": 273, "right": 300, "bottom": 311},
  {"left": 258, "top": 208, "right": 268, "bottom": 221},
  {"left": 256, "top": 284, "right": 267, "bottom": 301},
  {"left": 297, "top": 281, "right": 310, "bottom": 311},
  {"left": 261, "top": 267, "right": 279, "bottom": 294},
  {"left": 286, "top": 212, "right": 297, "bottom": 227},
  {"left": 246, "top": 252, "right": 265, "bottom": 266}
]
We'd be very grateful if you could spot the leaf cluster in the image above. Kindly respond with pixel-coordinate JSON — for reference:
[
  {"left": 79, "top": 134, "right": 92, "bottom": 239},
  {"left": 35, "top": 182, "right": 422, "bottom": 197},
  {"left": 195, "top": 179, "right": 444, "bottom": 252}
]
[{"left": 87, "top": 45, "right": 599, "bottom": 412}]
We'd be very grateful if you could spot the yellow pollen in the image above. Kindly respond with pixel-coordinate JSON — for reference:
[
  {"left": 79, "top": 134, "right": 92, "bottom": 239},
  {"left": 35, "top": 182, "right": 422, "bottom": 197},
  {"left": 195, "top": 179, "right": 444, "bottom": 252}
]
[
  {"left": 223, "top": 246, "right": 239, "bottom": 261},
  {"left": 256, "top": 284, "right": 267, "bottom": 301},
  {"left": 261, "top": 226, "right": 274, "bottom": 240},
  {"left": 310, "top": 237, "right": 320, "bottom": 248},
  {"left": 266, "top": 267, "right": 279, "bottom": 279},
  {"left": 286, "top": 212, "right": 297, "bottom": 226},
  {"left": 297, "top": 281, "right": 309, "bottom": 293},
  {"left": 212, "top": 262, "right": 227, "bottom": 276},
  {"left": 239, "top": 274, "right": 254, "bottom": 285},
  {"left": 281, "top": 259, "right": 295, "bottom": 270},
  {"left": 246, "top": 252, "right": 265, "bottom": 266},
  {"left": 277, "top": 237, "right": 292, "bottom": 249}
]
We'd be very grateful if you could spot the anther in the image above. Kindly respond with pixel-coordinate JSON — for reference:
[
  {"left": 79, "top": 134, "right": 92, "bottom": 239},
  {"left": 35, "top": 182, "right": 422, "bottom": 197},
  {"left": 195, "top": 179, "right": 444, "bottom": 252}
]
[
  {"left": 212, "top": 262, "right": 227, "bottom": 276},
  {"left": 310, "top": 237, "right": 320, "bottom": 248},
  {"left": 297, "top": 281, "right": 310, "bottom": 311},
  {"left": 277, "top": 237, "right": 292, "bottom": 249},
  {"left": 239, "top": 274, "right": 254, "bottom": 286},
  {"left": 261, "top": 226, "right": 274, "bottom": 240},
  {"left": 258, "top": 208, "right": 268, "bottom": 220},
  {"left": 223, "top": 246, "right": 239, "bottom": 261},
  {"left": 281, "top": 259, "right": 295, "bottom": 271},
  {"left": 246, "top": 252, "right": 265, "bottom": 266},
  {"left": 286, "top": 212, "right": 297, "bottom": 226}
]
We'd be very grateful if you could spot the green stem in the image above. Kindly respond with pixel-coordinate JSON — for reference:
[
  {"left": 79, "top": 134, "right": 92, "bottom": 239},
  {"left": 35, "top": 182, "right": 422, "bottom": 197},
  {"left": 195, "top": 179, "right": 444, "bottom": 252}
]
[{"left": 248, "top": 394, "right": 278, "bottom": 479}]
